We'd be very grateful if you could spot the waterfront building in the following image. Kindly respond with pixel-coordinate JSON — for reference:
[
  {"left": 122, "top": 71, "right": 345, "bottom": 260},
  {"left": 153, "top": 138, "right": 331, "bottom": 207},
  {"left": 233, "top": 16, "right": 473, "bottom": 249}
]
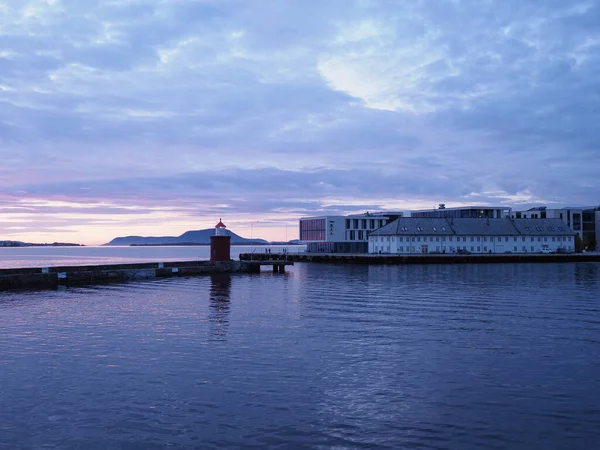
[
  {"left": 511, "top": 206, "right": 600, "bottom": 251},
  {"left": 299, "top": 211, "right": 404, "bottom": 253},
  {"left": 411, "top": 204, "right": 512, "bottom": 219},
  {"left": 368, "top": 218, "right": 575, "bottom": 254}
]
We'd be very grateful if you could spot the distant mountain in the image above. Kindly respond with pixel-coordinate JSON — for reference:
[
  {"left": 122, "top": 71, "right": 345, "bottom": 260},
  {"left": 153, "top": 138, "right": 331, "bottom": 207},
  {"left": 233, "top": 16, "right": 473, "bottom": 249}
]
[
  {"left": 0, "top": 240, "right": 81, "bottom": 247},
  {"left": 104, "top": 228, "right": 269, "bottom": 246},
  {"left": 270, "top": 239, "right": 302, "bottom": 245}
]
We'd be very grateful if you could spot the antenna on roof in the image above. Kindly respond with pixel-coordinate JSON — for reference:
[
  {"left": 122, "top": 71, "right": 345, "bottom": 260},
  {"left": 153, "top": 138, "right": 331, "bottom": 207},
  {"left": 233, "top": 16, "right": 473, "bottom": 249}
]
[{"left": 439, "top": 203, "right": 446, "bottom": 210}]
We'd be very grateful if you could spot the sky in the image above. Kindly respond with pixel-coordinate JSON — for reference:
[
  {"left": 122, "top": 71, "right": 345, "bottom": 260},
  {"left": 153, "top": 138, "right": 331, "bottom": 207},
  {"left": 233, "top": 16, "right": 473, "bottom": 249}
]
[{"left": 1, "top": 0, "right": 599, "bottom": 245}]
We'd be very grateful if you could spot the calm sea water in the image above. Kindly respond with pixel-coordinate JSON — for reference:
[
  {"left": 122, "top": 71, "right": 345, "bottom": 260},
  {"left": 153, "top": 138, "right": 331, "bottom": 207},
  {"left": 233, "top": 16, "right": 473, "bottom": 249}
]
[
  {"left": 0, "top": 245, "right": 303, "bottom": 269},
  {"left": 1, "top": 255, "right": 600, "bottom": 449}
]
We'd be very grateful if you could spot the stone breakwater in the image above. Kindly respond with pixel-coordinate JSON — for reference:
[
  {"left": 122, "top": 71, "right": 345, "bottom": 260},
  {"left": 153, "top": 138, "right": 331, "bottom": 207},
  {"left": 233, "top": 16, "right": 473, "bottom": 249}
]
[{"left": 0, "top": 260, "right": 260, "bottom": 290}]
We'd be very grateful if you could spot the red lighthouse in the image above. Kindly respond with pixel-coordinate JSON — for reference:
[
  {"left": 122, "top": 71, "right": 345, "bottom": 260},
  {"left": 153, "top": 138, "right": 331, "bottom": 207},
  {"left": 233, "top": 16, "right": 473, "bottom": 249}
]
[{"left": 210, "top": 219, "right": 231, "bottom": 261}]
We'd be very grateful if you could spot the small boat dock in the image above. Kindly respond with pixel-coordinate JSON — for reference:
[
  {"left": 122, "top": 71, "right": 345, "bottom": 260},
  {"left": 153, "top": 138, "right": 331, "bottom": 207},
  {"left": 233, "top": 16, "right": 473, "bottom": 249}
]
[{"left": 240, "top": 253, "right": 294, "bottom": 273}]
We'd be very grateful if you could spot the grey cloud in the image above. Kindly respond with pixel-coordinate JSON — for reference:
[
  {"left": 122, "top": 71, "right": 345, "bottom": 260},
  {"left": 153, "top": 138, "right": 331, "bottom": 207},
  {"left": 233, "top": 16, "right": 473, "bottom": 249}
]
[{"left": 0, "top": 0, "right": 599, "bottom": 229}]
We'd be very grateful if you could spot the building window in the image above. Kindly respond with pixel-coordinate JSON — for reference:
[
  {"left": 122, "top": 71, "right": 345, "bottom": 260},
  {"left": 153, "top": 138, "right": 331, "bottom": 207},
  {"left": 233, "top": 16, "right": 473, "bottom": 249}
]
[
  {"left": 505, "top": 237, "right": 509, "bottom": 242},
  {"left": 471, "top": 246, "right": 474, "bottom": 251},
  {"left": 477, "top": 237, "right": 481, "bottom": 242},
  {"left": 471, "top": 237, "right": 474, "bottom": 242},
  {"left": 350, "top": 231, "right": 355, "bottom": 240},
  {"left": 531, "top": 237, "right": 534, "bottom": 242},
  {"left": 417, "top": 237, "right": 421, "bottom": 242},
  {"left": 498, "top": 237, "right": 501, "bottom": 242},
  {"left": 436, "top": 237, "right": 440, "bottom": 242},
  {"left": 477, "top": 246, "right": 481, "bottom": 252},
  {"left": 531, "top": 246, "right": 534, "bottom": 251},
  {"left": 514, "top": 246, "right": 517, "bottom": 252},
  {"left": 544, "top": 237, "right": 547, "bottom": 242},
  {"left": 484, "top": 246, "right": 487, "bottom": 252},
  {"left": 552, "top": 237, "right": 556, "bottom": 241}
]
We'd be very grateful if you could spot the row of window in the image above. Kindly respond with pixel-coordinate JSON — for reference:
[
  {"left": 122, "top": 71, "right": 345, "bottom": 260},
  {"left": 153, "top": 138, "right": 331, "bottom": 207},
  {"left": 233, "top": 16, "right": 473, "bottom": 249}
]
[
  {"left": 345, "top": 219, "right": 387, "bottom": 230},
  {"left": 524, "top": 226, "right": 565, "bottom": 232},
  {"left": 373, "top": 245, "right": 574, "bottom": 253},
  {"left": 373, "top": 236, "right": 573, "bottom": 243},
  {"left": 347, "top": 230, "right": 367, "bottom": 241}
]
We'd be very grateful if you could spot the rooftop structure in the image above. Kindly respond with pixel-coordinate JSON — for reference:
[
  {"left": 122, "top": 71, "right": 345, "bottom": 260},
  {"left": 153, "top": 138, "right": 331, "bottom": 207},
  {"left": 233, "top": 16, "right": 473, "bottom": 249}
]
[{"left": 411, "top": 204, "right": 512, "bottom": 219}]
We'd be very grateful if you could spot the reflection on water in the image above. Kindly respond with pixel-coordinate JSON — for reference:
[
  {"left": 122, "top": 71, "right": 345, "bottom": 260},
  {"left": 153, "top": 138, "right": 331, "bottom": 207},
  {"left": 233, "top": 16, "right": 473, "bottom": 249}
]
[
  {"left": 208, "top": 274, "right": 232, "bottom": 341},
  {"left": 0, "top": 263, "right": 599, "bottom": 449}
]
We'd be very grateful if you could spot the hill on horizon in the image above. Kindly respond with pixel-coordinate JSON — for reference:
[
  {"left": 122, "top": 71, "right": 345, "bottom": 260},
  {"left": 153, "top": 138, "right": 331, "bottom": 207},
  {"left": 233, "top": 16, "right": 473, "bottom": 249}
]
[{"left": 104, "top": 228, "right": 269, "bottom": 246}]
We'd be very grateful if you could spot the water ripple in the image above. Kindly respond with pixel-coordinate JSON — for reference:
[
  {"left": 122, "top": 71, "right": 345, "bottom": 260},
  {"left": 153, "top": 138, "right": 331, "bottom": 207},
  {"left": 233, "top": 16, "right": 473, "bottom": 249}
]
[{"left": 1, "top": 263, "right": 599, "bottom": 449}]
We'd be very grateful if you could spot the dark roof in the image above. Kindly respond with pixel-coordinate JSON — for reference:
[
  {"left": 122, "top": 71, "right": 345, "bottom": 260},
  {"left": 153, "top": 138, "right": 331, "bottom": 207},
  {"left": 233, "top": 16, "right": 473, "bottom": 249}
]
[
  {"left": 448, "top": 218, "right": 518, "bottom": 236},
  {"left": 369, "top": 218, "right": 575, "bottom": 237},
  {"left": 510, "top": 219, "right": 574, "bottom": 236},
  {"left": 370, "top": 218, "right": 454, "bottom": 236}
]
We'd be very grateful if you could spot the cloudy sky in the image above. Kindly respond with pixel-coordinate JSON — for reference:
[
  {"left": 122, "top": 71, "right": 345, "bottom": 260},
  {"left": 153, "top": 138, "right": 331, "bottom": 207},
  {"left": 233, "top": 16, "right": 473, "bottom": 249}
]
[{"left": 1, "top": 0, "right": 599, "bottom": 244}]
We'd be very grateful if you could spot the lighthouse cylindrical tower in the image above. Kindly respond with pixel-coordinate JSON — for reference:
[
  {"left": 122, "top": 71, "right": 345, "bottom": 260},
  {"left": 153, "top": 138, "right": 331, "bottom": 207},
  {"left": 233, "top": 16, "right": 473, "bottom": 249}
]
[{"left": 210, "top": 219, "right": 231, "bottom": 261}]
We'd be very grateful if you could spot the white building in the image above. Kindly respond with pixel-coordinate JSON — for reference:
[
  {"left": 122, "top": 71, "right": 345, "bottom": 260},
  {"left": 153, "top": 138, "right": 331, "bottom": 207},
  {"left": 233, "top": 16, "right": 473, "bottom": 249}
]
[
  {"left": 512, "top": 206, "right": 600, "bottom": 251},
  {"left": 369, "top": 218, "right": 575, "bottom": 254},
  {"left": 299, "top": 211, "right": 404, "bottom": 253}
]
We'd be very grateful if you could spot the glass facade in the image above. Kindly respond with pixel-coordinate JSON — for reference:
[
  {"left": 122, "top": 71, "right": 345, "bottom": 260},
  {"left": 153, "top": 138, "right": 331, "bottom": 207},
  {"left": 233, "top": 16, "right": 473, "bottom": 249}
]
[
  {"left": 299, "top": 218, "right": 326, "bottom": 241},
  {"left": 412, "top": 208, "right": 505, "bottom": 219}
]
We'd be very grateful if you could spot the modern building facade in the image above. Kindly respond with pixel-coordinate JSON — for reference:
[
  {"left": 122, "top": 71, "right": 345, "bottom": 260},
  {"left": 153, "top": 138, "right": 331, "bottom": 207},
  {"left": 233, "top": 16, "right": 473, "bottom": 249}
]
[
  {"left": 299, "top": 211, "right": 404, "bottom": 253},
  {"left": 512, "top": 206, "right": 600, "bottom": 251},
  {"left": 369, "top": 218, "right": 575, "bottom": 254},
  {"left": 411, "top": 204, "right": 512, "bottom": 219}
]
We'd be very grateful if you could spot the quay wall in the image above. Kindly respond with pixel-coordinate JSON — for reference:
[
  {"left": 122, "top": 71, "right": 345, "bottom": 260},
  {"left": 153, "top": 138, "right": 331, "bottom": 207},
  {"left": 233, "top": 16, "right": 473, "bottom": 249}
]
[
  {"left": 0, "top": 260, "right": 260, "bottom": 290},
  {"left": 239, "top": 252, "right": 600, "bottom": 265}
]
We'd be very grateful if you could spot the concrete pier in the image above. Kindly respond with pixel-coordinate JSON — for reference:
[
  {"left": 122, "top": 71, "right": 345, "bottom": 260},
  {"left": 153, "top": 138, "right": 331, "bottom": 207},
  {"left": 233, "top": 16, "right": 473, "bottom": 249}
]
[
  {"left": 240, "top": 252, "right": 600, "bottom": 265},
  {"left": 0, "top": 260, "right": 263, "bottom": 290}
]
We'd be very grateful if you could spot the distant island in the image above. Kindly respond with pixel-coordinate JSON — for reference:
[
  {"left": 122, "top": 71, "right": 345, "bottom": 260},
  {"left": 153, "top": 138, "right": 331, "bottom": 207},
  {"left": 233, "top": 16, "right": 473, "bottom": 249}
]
[
  {"left": 0, "top": 241, "right": 82, "bottom": 247},
  {"left": 104, "top": 228, "right": 286, "bottom": 246}
]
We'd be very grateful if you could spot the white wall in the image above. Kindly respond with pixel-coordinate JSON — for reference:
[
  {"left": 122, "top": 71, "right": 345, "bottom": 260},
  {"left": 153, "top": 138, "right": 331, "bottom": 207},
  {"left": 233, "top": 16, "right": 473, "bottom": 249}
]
[
  {"left": 369, "top": 235, "right": 575, "bottom": 254},
  {"left": 325, "top": 217, "right": 347, "bottom": 243}
]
